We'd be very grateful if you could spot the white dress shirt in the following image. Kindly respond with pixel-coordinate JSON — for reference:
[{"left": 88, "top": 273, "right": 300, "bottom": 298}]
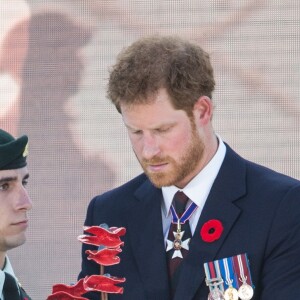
[{"left": 161, "top": 136, "right": 226, "bottom": 242}]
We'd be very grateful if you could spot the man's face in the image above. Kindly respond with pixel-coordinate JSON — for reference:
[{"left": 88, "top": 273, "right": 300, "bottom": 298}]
[
  {"left": 0, "top": 166, "right": 32, "bottom": 252},
  {"left": 121, "top": 88, "right": 206, "bottom": 188}
]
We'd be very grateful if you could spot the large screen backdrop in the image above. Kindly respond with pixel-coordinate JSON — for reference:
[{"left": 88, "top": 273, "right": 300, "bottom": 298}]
[{"left": 0, "top": 1, "right": 299, "bottom": 299}]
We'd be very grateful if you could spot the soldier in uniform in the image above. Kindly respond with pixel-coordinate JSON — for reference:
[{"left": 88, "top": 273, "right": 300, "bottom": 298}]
[{"left": 0, "top": 129, "right": 32, "bottom": 300}]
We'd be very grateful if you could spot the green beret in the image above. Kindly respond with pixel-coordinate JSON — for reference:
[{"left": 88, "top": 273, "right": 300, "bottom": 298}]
[{"left": 0, "top": 129, "right": 28, "bottom": 170}]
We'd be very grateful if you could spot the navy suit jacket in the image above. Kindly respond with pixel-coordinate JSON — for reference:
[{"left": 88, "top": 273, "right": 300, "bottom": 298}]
[{"left": 79, "top": 145, "right": 300, "bottom": 299}]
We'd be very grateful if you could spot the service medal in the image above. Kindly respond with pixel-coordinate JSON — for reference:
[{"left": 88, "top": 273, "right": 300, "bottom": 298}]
[
  {"left": 204, "top": 260, "right": 225, "bottom": 300},
  {"left": 218, "top": 257, "right": 239, "bottom": 300},
  {"left": 208, "top": 288, "right": 225, "bottom": 300},
  {"left": 223, "top": 286, "right": 239, "bottom": 300},
  {"left": 238, "top": 283, "right": 254, "bottom": 300},
  {"left": 232, "top": 254, "right": 254, "bottom": 300}
]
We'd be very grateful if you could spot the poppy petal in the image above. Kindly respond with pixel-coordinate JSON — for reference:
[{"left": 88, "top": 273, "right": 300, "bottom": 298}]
[
  {"left": 85, "top": 248, "right": 122, "bottom": 266},
  {"left": 83, "top": 274, "right": 126, "bottom": 294}
]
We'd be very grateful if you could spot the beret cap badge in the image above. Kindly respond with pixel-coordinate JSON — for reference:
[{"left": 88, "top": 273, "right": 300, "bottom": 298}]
[{"left": 23, "top": 142, "right": 29, "bottom": 157}]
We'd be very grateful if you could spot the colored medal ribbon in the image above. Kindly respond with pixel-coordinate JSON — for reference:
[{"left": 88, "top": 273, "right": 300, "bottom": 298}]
[
  {"left": 219, "top": 257, "right": 239, "bottom": 300},
  {"left": 232, "top": 254, "right": 254, "bottom": 300},
  {"left": 204, "top": 261, "right": 225, "bottom": 299}
]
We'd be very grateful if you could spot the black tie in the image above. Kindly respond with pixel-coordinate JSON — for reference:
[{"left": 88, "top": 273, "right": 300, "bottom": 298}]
[
  {"left": 166, "top": 191, "right": 192, "bottom": 298},
  {"left": 3, "top": 272, "right": 20, "bottom": 300}
]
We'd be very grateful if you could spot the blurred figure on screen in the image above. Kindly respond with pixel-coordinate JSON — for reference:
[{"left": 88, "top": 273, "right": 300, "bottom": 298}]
[
  {"left": 0, "top": 128, "right": 32, "bottom": 300},
  {"left": 1, "top": 11, "right": 115, "bottom": 196},
  {"left": 17, "top": 11, "right": 115, "bottom": 205},
  {"left": 0, "top": 0, "right": 30, "bottom": 135}
]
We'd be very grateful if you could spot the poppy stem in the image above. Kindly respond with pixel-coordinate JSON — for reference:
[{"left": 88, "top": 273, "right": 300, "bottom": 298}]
[{"left": 100, "top": 265, "right": 108, "bottom": 300}]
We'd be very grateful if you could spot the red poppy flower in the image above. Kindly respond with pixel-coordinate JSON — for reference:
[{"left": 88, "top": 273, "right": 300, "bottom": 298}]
[
  {"left": 83, "top": 274, "right": 126, "bottom": 294},
  {"left": 47, "top": 291, "right": 88, "bottom": 300},
  {"left": 78, "top": 226, "right": 126, "bottom": 248},
  {"left": 51, "top": 278, "right": 86, "bottom": 296},
  {"left": 86, "top": 247, "right": 122, "bottom": 266},
  {"left": 200, "top": 219, "right": 223, "bottom": 243}
]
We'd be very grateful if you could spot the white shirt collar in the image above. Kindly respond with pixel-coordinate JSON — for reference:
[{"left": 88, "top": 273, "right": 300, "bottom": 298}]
[{"left": 162, "top": 135, "right": 226, "bottom": 217}]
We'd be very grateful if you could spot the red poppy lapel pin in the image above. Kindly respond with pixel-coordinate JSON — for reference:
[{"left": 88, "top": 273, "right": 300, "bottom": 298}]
[{"left": 200, "top": 219, "right": 223, "bottom": 243}]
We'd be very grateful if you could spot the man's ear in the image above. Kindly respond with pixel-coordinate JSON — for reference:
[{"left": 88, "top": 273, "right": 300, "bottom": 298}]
[{"left": 193, "top": 96, "right": 214, "bottom": 125}]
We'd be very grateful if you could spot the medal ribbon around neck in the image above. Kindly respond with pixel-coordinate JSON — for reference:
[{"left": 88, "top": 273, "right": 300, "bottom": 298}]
[
  {"left": 166, "top": 201, "right": 197, "bottom": 258},
  {"left": 170, "top": 201, "right": 198, "bottom": 225}
]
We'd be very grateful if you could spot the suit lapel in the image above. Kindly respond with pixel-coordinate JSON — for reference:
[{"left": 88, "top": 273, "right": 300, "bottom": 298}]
[
  {"left": 175, "top": 146, "right": 247, "bottom": 300},
  {"left": 126, "top": 179, "right": 170, "bottom": 298}
]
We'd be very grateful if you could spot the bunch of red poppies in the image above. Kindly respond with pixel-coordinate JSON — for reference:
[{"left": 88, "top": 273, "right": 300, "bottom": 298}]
[{"left": 47, "top": 225, "right": 126, "bottom": 300}]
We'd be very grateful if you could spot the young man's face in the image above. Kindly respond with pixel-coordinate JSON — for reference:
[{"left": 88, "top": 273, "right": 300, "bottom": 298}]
[
  {"left": 121, "top": 88, "right": 206, "bottom": 189},
  {"left": 0, "top": 166, "right": 32, "bottom": 253}
]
